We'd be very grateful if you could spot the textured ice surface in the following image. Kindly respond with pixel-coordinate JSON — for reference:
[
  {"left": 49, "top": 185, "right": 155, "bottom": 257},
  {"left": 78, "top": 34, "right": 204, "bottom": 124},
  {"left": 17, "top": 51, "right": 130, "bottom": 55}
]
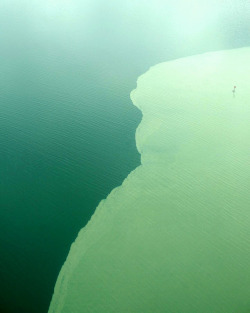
[{"left": 49, "top": 48, "right": 250, "bottom": 313}]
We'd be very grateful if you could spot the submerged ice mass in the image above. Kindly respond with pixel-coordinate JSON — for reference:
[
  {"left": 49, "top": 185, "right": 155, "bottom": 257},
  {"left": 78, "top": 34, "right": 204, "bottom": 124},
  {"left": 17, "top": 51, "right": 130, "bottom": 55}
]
[{"left": 49, "top": 48, "right": 250, "bottom": 313}]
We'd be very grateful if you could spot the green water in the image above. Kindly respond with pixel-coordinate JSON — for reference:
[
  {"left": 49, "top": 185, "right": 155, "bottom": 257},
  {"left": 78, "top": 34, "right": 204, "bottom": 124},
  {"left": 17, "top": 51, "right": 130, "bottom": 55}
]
[
  {"left": 49, "top": 48, "right": 250, "bottom": 313},
  {"left": 0, "top": 1, "right": 249, "bottom": 312},
  {"left": 0, "top": 55, "right": 140, "bottom": 312}
]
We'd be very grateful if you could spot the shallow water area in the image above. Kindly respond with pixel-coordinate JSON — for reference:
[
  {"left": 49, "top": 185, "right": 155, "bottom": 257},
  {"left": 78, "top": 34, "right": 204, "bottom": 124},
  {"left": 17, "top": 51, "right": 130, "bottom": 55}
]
[{"left": 49, "top": 47, "right": 250, "bottom": 313}]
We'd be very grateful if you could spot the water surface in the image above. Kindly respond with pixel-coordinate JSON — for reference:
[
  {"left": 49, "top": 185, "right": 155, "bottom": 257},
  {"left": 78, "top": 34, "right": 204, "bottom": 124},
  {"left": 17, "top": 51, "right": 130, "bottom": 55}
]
[{"left": 0, "top": 1, "right": 250, "bottom": 312}]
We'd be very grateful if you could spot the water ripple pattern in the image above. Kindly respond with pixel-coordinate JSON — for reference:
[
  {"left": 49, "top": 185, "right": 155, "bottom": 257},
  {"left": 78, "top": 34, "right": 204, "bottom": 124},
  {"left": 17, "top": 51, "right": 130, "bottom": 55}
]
[{"left": 49, "top": 47, "right": 250, "bottom": 313}]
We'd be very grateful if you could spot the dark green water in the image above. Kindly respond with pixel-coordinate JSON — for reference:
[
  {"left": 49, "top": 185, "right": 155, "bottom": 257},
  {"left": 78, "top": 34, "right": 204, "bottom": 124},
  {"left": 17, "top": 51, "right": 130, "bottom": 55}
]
[{"left": 0, "top": 1, "right": 249, "bottom": 312}]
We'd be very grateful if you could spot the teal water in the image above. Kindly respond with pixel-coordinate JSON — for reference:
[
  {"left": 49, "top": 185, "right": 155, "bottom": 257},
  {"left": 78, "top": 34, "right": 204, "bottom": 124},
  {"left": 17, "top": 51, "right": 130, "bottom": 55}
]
[
  {"left": 0, "top": 55, "right": 140, "bottom": 312},
  {"left": 0, "top": 1, "right": 249, "bottom": 313}
]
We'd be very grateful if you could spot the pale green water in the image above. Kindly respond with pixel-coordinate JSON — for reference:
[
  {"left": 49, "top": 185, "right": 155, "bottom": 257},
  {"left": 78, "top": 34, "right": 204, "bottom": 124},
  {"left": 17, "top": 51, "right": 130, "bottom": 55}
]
[
  {"left": 0, "top": 1, "right": 250, "bottom": 313},
  {"left": 49, "top": 48, "right": 250, "bottom": 313}
]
